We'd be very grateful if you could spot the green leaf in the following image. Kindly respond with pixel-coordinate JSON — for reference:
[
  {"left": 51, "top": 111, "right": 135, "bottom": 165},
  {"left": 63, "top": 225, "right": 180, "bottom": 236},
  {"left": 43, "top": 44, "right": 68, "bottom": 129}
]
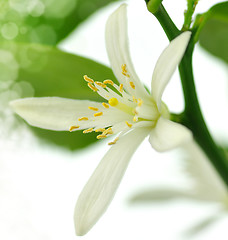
[
  {"left": 198, "top": 2, "right": 228, "bottom": 63},
  {"left": 1, "top": 42, "right": 117, "bottom": 150},
  {"left": 0, "top": 0, "right": 119, "bottom": 45},
  {"left": 1, "top": 41, "right": 117, "bottom": 99}
]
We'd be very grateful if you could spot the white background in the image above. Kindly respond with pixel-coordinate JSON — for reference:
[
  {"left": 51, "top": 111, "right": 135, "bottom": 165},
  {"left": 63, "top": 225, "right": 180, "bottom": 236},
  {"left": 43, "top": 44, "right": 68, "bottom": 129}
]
[{"left": 1, "top": 0, "right": 228, "bottom": 239}]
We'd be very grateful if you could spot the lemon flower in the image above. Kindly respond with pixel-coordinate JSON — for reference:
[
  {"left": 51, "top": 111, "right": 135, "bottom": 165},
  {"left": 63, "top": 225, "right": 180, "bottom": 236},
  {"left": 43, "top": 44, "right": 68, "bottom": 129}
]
[{"left": 10, "top": 4, "right": 192, "bottom": 236}]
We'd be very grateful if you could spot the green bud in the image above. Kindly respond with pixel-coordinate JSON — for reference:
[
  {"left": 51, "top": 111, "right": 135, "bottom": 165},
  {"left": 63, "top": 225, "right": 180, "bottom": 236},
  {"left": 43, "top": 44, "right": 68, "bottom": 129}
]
[{"left": 147, "top": 0, "right": 163, "bottom": 14}]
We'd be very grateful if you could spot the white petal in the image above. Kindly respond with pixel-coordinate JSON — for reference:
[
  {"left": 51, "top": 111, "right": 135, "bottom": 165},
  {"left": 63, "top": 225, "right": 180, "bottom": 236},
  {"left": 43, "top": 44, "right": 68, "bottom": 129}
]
[
  {"left": 151, "top": 31, "right": 191, "bottom": 109},
  {"left": 149, "top": 117, "right": 192, "bottom": 152},
  {"left": 74, "top": 127, "right": 150, "bottom": 236},
  {"left": 182, "top": 141, "right": 228, "bottom": 202},
  {"left": 105, "top": 4, "right": 149, "bottom": 97},
  {"left": 9, "top": 97, "right": 103, "bottom": 131}
]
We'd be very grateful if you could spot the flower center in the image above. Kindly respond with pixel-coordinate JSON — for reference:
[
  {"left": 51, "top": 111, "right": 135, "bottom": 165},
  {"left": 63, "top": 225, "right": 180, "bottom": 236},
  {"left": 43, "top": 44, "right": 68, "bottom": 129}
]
[{"left": 69, "top": 65, "right": 168, "bottom": 145}]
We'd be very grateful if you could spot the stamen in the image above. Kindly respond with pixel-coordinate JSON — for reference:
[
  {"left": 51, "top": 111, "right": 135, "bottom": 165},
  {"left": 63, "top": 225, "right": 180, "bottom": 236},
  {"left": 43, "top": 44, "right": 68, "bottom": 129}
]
[
  {"left": 108, "top": 137, "right": 119, "bottom": 145},
  {"left": 103, "top": 127, "right": 113, "bottom": 135},
  {"left": 122, "top": 64, "right": 126, "bottom": 72},
  {"left": 84, "top": 75, "right": 94, "bottom": 83},
  {"left": 97, "top": 134, "right": 107, "bottom": 139},
  {"left": 95, "top": 128, "right": 105, "bottom": 133},
  {"left": 88, "top": 83, "right": 98, "bottom": 92},
  {"left": 122, "top": 72, "right": 130, "bottom": 78},
  {"left": 88, "top": 106, "right": 98, "bottom": 111},
  {"left": 69, "top": 125, "right": 80, "bottom": 132},
  {"left": 78, "top": 117, "right": 88, "bottom": 121},
  {"left": 102, "top": 102, "right": 109, "bottom": 108},
  {"left": 83, "top": 128, "right": 93, "bottom": 134},
  {"left": 95, "top": 81, "right": 107, "bottom": 88},
  {"left": 125, "top": 121, "right": 132, "bottom": 128},
  {"left": 133, "top": 116, "right": 138, "bottom": 122},
  {"left": 103, "top": 80, "right": 114, "bottom": 86},
  {"left": 119, "top": 84, "right": 123, "bottom": 93},
  {"left": 138, "top": 98, "right": 143, "bottom": 106},
  {"left": 121, "top": 64, "right": 130, "bottom": 78},
  {"left": 108, "top": 97, "right": 118, "bottom": 107},
  {"left": 94, "top": 112, "right": 103, "bottom": 117},
  {"left": 130, "top": 81, "right": 135, "bottom": 89},
  {"left": 132, "top": 96, "right": 138, "bottom": 103}
]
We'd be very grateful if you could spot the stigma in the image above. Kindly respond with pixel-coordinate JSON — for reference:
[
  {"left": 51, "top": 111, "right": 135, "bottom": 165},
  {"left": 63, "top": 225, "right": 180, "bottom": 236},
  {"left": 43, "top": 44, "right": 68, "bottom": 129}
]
[{"left": 108, "top": 98, "right": 118, "bottom": 107}]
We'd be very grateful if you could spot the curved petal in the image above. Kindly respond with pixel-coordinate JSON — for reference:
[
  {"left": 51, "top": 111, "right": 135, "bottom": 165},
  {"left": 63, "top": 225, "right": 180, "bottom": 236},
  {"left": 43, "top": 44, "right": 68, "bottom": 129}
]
[
  {"left": 149, "top": 117, "right": 192, "bottom": 152},
  {"left": 105, "top": 4, "right": 149, "bottom": 98},
  {"left": 9, "top": 97, "right": 103, "bottom": 131},
  {"left": 151, "top": 31, "right": 191, "bottom": 109},
  {"left": 74, "top": 127, "right": 150, "bottom": 236}
]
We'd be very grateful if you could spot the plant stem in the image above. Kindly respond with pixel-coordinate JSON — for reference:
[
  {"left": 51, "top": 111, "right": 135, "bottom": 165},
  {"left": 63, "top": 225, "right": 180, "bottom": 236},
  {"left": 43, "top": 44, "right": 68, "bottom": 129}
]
[
  {"left": 153, "top": 4, "right": 180, "bottom": 41},
  {"left": 152, "top": 4, "right": 228, "bottom": 188},
  {"left": 179, "top": 43, "right": 228, "bottom": 188},
  {"left": 182, "top": 0, "right": 199, "bottom": 31}
]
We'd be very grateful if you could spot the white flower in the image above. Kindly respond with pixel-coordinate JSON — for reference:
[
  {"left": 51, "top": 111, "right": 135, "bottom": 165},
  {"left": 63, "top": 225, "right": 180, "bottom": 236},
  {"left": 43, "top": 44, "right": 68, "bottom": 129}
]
[{"left": 10, "top": 4, "right": 192, "bottom": 236}]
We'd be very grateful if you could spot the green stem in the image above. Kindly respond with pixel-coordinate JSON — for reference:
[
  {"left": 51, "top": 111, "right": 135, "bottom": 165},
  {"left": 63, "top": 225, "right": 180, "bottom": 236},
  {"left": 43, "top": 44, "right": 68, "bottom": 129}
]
[
  {"left": 182, "top": 0, "right": 199, "bottom": 31},
  {"left": 153, "top": 4, "right": 180, "bottom": 41},
  {"left": 151, "top": 4, "right": 228, "bottom": 188},
  {"left": 180, "top": 43, "right": 228, "bottom": 188}
]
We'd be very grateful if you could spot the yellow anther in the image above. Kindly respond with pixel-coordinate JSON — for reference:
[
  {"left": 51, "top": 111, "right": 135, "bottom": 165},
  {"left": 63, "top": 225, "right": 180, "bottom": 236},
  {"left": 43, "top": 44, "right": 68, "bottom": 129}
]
[
  {"left": 122, "top": 64, "right": 127, "bottom": 72},
  {"left": 138, "top": 98, "right": 143, "bottom": 106},
  {"left": 119, "top": 84, "right": 124, "bottom": 93},
  {"left": 84, "top": 75, "right": 94, "bottom": 83},
  {"left": 102, "top": 102, "right": 109, "bottom": 108},
  {"left": 126, "top": 121, "right": 132, "bottom": 128},
  {"left": 130, "top": 81, "right": 135, "bottom": 89},
  {"left": 95, "top": 128, "right": 105, "bottom": 133},
  {"left": 94, "top": 112, "right": 103, "bottom": 117},
  {"left": 88, "top": 83, "right": 98, "bottom": 92},
  {"left": 132, "top": 96, "right": 138, "bottom": 103},
  {"left": 78, "top": 117, "right": 88, "bottom": 121},
  {"left": 103, "top": 80, "right": 114, "bottom": 86},
  {"left": 133, "top": 116, "right": 138, "bottom": 122},
  {"left": 108, "top": 137, "right": 119, "bottom": 145},
  {"left": 97, "top": 134, "right": 107, "bottom": 139},
  {"left": 88, "top": 106, "right": 99, "bottom": 111},
  {"left": 108, "top": 97, "right": 118, "bottom": 107},
  {"left": 95, "top": 81, "right": 107, "bottom": 88},
  {"left": 121, "top": 64, "right": 130, "bottom": 77},
  {"left": 83, "top": 128, "right": 93, "bottom": 134},
  {"left": 69, "top": 125, "right": 80, "bottom": 132},
  {"left": 103, "top": 127, "right": 113, "bottom": 135},
  {"left": 123, "top": 72, "right": 130, "bottom": 77}
]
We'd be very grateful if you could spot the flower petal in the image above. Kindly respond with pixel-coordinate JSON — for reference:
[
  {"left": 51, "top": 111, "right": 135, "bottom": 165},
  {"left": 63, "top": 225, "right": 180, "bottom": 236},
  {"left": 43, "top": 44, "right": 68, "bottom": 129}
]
[
  {"left": 105, "top": 4, "right": 149, "bottom": 97},
  {"left": 183, "top": 141, "right": 228, "bottom": 202},
  {"left": 9, "top": 97, "right": 103, "bottom": 131},
  {"left": 149, "top": 117, "right": 192, "bottom": 152},
  {"left": 74, "top": 127, "right": 150, "bottom": 236},
  {"left": 151, "top": 31, "right": 191, "bottom": 109}
]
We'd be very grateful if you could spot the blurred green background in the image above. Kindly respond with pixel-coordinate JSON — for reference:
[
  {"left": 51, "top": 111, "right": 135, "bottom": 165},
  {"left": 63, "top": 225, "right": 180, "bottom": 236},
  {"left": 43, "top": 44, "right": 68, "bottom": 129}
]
[{"left": 0, "top": 0, "right": 120, "bottom": 150}]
